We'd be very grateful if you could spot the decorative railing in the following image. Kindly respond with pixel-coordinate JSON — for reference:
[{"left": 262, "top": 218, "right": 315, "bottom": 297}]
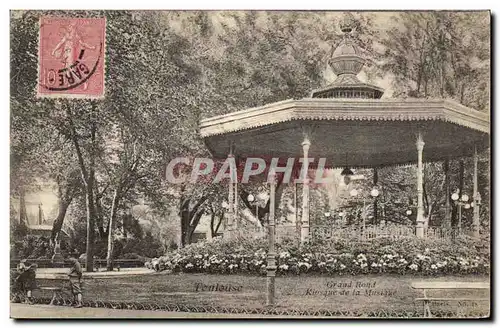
[
  {"left": 10, "top": 295, "right": 489, "bottom": 318},
  {"left": 310, "top": 225, "right": 413, "bottom": 241},
  {"left": 310, "top": 225, "right": 478, "bottom": 241},
  {"left": 364, "top": 225, "right": 415, "bottom": 240},
  {"left": 238, "top": 224, "right": 485, "bottom": 243},
  {"left": 239, "top": 225, "right": 298, "bottom": 242},
  {"left": 426, "top": 226, "right": 453, "bottom": 239}
]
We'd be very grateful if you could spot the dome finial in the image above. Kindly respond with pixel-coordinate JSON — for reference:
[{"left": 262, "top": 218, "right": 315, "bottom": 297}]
[
  {"left": 310, "top": 12, "right": 384, "bottom": 99},
  {"left": 340, "top": 13, "right": 355, "bottom": 34}
]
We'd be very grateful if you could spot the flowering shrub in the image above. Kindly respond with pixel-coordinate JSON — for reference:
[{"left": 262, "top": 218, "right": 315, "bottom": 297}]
[{"left": 153, "top": 234, "right": 489, "bottom": 276}]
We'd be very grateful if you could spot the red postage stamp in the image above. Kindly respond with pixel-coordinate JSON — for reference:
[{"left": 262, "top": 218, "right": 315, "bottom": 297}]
[{"left": 38, "top": 17, "right": 106, "bottom": 98}]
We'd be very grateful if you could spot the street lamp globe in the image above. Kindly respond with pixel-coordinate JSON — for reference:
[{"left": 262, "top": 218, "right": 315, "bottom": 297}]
[
  {"left": 350, "top": 189, "right": 359, "bottom": 197},
  {"left": 461, "top": 194, "right": 469, "bottom": 202},
  {"left": 370, "top": 188, "right": 380, "bottom": 198},
  {"left": 451, "top": 193, "right": 460, "bottom": 201},
  {"left": 341, "top": 167, "right": 354, "bottom": 186},
  {"left": 464, "top": 203, "right": 471, "bottom": 209},
  {"left": 247, "top": 194, "right": 255, "bottom": 202},
  {"left": 406, "top": 209, "right": 412, "bottom": 216}
]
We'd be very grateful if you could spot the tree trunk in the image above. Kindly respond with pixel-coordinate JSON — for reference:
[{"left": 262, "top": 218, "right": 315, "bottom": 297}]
[
  {"left": 439, "top": 52, "right": 445, "bottom": 98},
  {"left": 85, "top": 115, "right": 97, "bottom": 272},
  {"left": 239, "top": 179, "right": 285, "bottom": 226},
  {"left": 19, "top": 189, "right": 29, "bottom": 228},
  {"left": 187, "top": 210, "right": 204, "bottom": 243},
  {"left": 460, "top": 82, "right": 466, "bottom": 104},
  {"left": 50, "top": 197, "right": 72, "bottom": 243},
  {"left": 179, "top": 194, "right": 207, "bottom": 247},
  {"left": 214, "top": 214, "right": 223, "bottom": 235},
  {"left": 84, "top": 180, "right": 96, "bottom": 272},
  {"left": 95, "top": 197, "right": 106, "bottom": 239},
  {"left": 67, "top": 104, "right": 97, "bottom": 272},
  {"left": 210, "top": 208, "right": 223, "bottom": 236},
  {"left": 416, "top": 32, "right": 427, "bottom": 95},
  {"left": 106, "top": 189, "right": 120, "bottom": 271},
  {"left": 179, "top": 198, "right": 190, "bottom": 247}
]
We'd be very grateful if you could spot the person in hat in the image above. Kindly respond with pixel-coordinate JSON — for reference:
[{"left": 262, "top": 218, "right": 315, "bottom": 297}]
[
  {"left": 17, "top": 259, "right": 27, "bottom": 272},
  {"left": 68, "top": 256, "right": 83, "bottom": 308},
  {"left": 14, "top": 259, "right": 37, "bottom": 304}
]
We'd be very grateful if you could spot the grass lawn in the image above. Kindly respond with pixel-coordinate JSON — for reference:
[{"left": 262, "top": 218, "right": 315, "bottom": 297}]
[{"left": 35, "top": 273, "right": 490, "bottom": 316}]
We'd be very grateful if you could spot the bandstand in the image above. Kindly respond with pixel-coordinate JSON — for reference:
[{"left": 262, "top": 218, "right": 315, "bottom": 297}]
[{"left": 199, "top": 16, "right": 490, "bottom": 305}]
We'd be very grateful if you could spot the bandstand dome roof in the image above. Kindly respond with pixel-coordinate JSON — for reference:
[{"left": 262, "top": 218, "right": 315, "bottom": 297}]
[{"left": 199, "top": 16, "right": 490, "bottom": 168}]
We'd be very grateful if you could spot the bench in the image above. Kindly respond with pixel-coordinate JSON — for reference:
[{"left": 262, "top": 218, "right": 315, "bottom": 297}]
[
  {"left": 411, "top": 281, "right": 490, "bottom": 318},
  {"left": 36, "top": 274, "right": 72, "bottom": 305}
]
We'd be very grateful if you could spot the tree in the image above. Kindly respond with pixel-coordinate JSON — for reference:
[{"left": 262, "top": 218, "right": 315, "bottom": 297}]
[
  {"left": 375, "top": 12, "right": 490, "bottom": 231},
  {"left": 208, "top": 203, "right": 224, "bottom": 237},
  {"left": 11, "top": 10, "right": 185, "bottom": 270},
  {"left": 380, "top": 12, "right": 489, "bottom": 109}
]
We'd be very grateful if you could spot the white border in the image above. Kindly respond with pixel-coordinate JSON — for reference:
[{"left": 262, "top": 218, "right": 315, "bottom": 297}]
[{"left": 2, "top": 2, "right": 497, "bottom": 328}]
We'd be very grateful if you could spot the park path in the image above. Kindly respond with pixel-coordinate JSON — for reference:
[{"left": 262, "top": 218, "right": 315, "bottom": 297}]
[
  {"left": 36, "top": 267, "right": 157, "bottom": 279},
  {"left": 10, "top": 304, "right": 315, "bottom": 319}
]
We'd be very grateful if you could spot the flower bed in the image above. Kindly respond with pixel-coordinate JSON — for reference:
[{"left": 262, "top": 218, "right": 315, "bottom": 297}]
[{"left": 151, "top": 234, "right": 489, "bottom": 276}]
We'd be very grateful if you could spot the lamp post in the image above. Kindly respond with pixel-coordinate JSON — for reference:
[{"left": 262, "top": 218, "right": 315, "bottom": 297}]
[
  {"left": 248, "top": 193, "right": 264, "bottom": 234},
  {"left": 338, "top": 211, "right": 346, "bottom": 225},
  {"left": 471, "top": 192, "right": 482, "bottom": 238},
  {"left": 349, "top": 186, "right": 380, "bottom": 239},
  {"left": 451, "top": 191, "right": 473, "bottom": 235},
  {"left": 266, "top": 170, "right": 277, "bottom": 306},
  {"left": 405, "top": 209, "right": 414, "bottom": 233},
  {"left": 370, "top": 187, "right": 380, "bottom": 225}
]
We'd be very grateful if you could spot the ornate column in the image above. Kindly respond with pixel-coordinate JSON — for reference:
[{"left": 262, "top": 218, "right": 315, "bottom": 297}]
[
  {"left": 373, "top": 168, "right": 378, "bottom": 224},
  {"left": 416, "top": 133, "right": 425, "bottom": 238},
  {"left": 293, "top": 178, "right": 298, "bottom": 230},
  {"left": 226, "top": 151, "right": 235, "bottom": 239},
  {"left": 473, "top": 145, "right": 480, "bottom": 238},
  {"left": 233, "top": 156, "right": 239, "bottom": 234},
  {"left": 443, "top": 160, "right": 451, "bottom": 229},
  {"left": 266, "top": 170, "right": 277, "bottom": 306},
  {"left": 300, "top": 137, "right": 311, "bottom": 244}
]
